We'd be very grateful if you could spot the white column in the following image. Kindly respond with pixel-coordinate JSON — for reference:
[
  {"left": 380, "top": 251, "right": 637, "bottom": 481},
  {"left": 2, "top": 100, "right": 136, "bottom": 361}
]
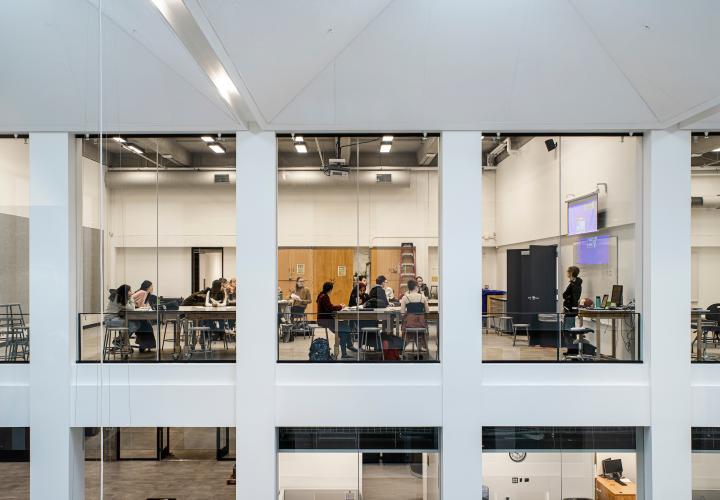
[
  {"left": 440, "top": 132, "right": 484, "bottom": 498},
  {"left": 642, "top": 130, "right": 691, "bottom": 499},
  {"left": 29, "top": 133, "right": 84, "bottom": 499},
  {"left": 235, "top": 130, "right": 277, "bottom": 500}
]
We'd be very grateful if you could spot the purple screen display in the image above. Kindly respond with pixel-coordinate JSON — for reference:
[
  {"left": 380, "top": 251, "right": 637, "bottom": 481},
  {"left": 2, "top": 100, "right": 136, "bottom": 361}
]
[
  {"left": 568, "top": 195, "right": 598, "bottom": 235},
  {"left": 577, "top": 235, "right": 610, "bottom": 265}
]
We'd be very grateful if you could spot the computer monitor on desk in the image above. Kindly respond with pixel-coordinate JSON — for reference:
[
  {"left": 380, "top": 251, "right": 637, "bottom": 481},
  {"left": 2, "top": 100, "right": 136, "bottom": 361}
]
[{"left": 602, "top": 457, "right": 623, "bottom": 476}]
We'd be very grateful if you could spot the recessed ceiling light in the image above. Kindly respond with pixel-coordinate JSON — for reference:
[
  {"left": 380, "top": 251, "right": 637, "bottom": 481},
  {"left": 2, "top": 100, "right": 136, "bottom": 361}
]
[
  {"left": 201, "top": 136, "right": 214, "bottom": 143},
  {"left": 162, "top": 153, "right": 173, "bottom": 160},
  {"left": 124, "top": 144, "right": 144, "bottom": 155},
  {"left": 208, "top": 143, "right": 226, "bottom": 154},
  {"left": 712, "top": 147, "right": 720, "bottom": 153},
  {"left": 113, "top": 136, "right": 126, "bottom": 144},
  {"left": 380, "top": 143, "right": 392, "bottom": 154},
  {"left": 295, "top": 143, "right": 308, "bottom": 154},
  {"left": 382, "top": 135, "right": 393, "bottom": 142}
]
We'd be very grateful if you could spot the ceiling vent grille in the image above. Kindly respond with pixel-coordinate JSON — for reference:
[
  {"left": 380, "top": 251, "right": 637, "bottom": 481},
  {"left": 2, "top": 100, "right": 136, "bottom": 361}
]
[
  {"left": 376, "top": 173, "right": 392, "bottom": 183},
  {"left": 214, "top": 174, "right": 230, "bottom": 183}
]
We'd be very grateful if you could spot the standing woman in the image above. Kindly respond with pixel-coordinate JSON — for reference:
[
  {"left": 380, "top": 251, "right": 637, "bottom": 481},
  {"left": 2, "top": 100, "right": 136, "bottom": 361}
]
[{"left": 562, "top": 266, "right": 583, "bottom": 335}]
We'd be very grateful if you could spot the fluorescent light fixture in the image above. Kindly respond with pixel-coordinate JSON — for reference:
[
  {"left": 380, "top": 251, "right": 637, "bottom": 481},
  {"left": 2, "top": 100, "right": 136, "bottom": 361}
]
[
  {"left": 380, "top": 143, "right": 392, "bottom": 153},
  {"left": 293, "top": 136, "right": 307, "bottom": 153},
  {"left": 201, "top": 136, "right": 214, "bottom": 143},
  {"left": 113, "top": 136, "right": 126, "bottom": 144},
  {"left": 691, "top": 153, "right": 702, "bottom": 158},
  {"left": 124, "top": 144, "right": 144, "bottom": 155},
  {"left": 713, "top": 147, "right": 720, "bottom": 153},
  {"left": 382, "top": 135, "right": 394, "bottom": 142},
  {"left": 208, "top": 143, "right": 226, "bottom": 154}
]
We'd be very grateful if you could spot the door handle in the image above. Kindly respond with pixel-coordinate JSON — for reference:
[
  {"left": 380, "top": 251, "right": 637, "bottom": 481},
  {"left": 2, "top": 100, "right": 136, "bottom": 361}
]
[{"left": 527, "top": 296, "right": 540, "bottom": 301}]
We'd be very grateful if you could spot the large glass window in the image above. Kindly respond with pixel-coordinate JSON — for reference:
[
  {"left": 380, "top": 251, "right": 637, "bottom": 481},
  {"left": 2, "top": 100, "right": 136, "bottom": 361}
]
[
  {"left": 693, "top": 427, "right": 720, "bottom": 498},
  {"left": 483, "top": 426, "right": 641, "bottom": 499},
  {"left": 482, "top": 135, "right": 641, "bottom": 362},
  {"left": 278, "top": 427, "right": 440, "bottom": 500},
  {"left": 0, "top": 427, "right": 29, "bottom": 499},
  {"left": 77, "top": 134, "right": 237, "bottom": 362},
  {"left": 690, "top": 133, "right": 720, "bottom": 362},
  {"left": 0, "top": 137, "right": 30, "bottom": 363},
  {"left": 277, "top": 135, "right": 440, "bottom": 362},
  {"left": 84, "top": 427, "right": 235, "bottom": 498}
]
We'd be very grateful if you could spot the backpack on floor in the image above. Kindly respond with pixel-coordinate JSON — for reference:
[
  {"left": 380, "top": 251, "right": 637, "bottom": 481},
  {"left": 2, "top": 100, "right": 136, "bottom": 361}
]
[{"left": 309, "top": 338, "right": 332, "bottom": 361}]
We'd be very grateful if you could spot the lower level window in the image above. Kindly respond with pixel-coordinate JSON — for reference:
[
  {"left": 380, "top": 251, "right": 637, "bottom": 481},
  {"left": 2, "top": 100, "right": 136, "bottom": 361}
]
[
  {"left": 692, "top": 427, "right": 720, "bottom": 498},
  {"left": 277, "top": 427, "right": 441, "bottom": 500},
  {"left": 482, "top": 426, "right": 641, "bottom": 500}
]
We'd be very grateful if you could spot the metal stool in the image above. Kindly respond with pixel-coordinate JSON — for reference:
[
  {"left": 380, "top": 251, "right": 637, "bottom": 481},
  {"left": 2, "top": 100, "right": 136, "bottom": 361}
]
[
  {"left": 103, "top": 326, "right": 131, "bottom": 361},
  {"left": 402, "top": 328, "right": 428, "bottom": 360},
  {"left": 359, "top": 327, "right": 384, "bottom": 361},
  {"left": 498, "top": 316, "right": 513, "bottom": 336},
  {"left": 512, "top": 323, "right": 530, "bottom": 346},
  {"left": 187, "top": 323, "right": 212, "bottom": 360},
  {"left": 566, "top": 327, "right": 595, "bottom": 361}
]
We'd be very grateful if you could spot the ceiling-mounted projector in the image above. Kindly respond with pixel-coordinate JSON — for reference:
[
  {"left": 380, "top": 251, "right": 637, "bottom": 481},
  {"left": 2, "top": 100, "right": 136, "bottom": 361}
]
[{"left": 323, "top": 157, "right": 349, "bottom": 176}]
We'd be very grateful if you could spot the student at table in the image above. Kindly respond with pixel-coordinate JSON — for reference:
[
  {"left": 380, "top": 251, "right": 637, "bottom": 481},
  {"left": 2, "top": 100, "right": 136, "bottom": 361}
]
[
  {"left": 182, "top": 288, "right": 209, "bottom": 306},
  {"left": 349, "top": 281, "right": 369, "bottom": 307},
  {"left": 128, "top": 280, "right": 157, "bottom": 352},
  {"left": 416, "top": 276, "right": 430, "bottom": 298},
  {"left": 290, "top": 277, "right": 311, "bottom": 308},
  {"left": 400, "top": 279, "right": 430, "bottom": 351},
  {"left": 317, "top": 282, "right": 355, "bottom": 358},
  {"left": 367, "top": 275, "right": 389, "bottom": 309},
  {"left": 226, "top": 278, "right": 237, "bottom": 302},
  {"left": 205, "top": 279, "right": 228, "bottom": 307},
  {"left": 131, "top": 280, "right": 153, "bottom": 309},
  {"left": 106, "top": 284, "right": 149, "bottom": 352}
]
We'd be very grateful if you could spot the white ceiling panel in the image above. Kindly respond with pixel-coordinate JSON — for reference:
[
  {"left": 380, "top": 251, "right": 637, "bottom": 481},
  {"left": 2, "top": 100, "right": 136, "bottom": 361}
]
[
  {"left": 570, "top": 0, "right": 720, "bottom": 123},
  {"left": 197, "top": 0, "right": 392, "bottom": 123}
]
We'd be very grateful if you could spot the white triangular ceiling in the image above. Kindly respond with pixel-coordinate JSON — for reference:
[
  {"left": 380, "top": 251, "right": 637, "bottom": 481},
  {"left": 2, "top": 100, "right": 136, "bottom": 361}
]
[
  {"left": 198, "top": 0, "right": 392, "bottom": 123},
  {"left": 272, "top": 0, "right": 660, "bottom": 130}
]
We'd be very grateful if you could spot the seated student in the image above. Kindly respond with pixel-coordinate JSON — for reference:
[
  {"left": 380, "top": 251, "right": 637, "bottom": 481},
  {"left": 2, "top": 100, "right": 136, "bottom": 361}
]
[
  {"left": 182, "top": 288, "right": 209, "bottom": 306},
  {"left": 129, "top": 280, "right": 157, "bottom": 352},
  {"left": 226, "top": 278, "right": 237, "bottom": 303},
  {"left": 289, "top": 277, "right": 311, "bottom": 308},
  {"left": 416, "top": 276, "right": 430, "bottom": 298},
  {"left": 205, "top": 279, "right": 228, "bottom": 307},
  {"left": 131, "top": 280, "right": 153, "bottom": 309},
  {"left": 105, "top": 284, "right": 141, "bottom": 350},
  {"left": 400, "top": 279, "right": 430, "bottom": 352},
  {"left": 316, "top": 282, "right": 355, "bottom": 359},
  {"left": 348, "top": 280, "right": 369, "bottom": 307},
  {"left": 367, "top": 275, "right": 389, "bottom": 309}
]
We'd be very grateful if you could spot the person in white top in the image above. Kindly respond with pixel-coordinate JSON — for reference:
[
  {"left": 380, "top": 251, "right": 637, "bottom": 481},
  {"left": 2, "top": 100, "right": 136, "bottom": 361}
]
[{"left": 205, "top": 279, "right": 228, "bottom": 307}]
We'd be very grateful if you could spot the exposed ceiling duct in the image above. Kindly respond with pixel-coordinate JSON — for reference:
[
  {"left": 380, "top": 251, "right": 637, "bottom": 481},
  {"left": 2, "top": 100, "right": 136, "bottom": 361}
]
[{"left": 691, "top": 196, "right": 720, "bottom": 209}]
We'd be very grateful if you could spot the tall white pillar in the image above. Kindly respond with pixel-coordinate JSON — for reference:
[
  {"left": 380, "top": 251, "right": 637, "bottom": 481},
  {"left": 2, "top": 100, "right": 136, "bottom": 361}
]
[
  {"left": 642, "top": 129, "right": 691, "bottom": 499},
  {"left": 440, "top": 132, "right": 484, "bottom": 498},
  {"left": 235, "top": 130, "right": 277, "bottom": 500},
  {"left": 29, "top": 133, "right": 84, "bottom": 499}
]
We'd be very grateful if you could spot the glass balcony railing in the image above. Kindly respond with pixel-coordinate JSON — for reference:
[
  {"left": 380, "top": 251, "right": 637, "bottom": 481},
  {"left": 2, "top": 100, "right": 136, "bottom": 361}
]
[
  {"left": 77, "top": 306, "right": 236, "bottom": 362},
  {"left": 483, "top": 311, "right": 641, "bottom": 362}
]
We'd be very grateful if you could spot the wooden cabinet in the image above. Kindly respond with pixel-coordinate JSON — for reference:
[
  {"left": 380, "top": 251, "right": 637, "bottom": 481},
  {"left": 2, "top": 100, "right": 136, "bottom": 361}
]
[{"left": 595, "top": 476, "right": 636, "bottom": 500}]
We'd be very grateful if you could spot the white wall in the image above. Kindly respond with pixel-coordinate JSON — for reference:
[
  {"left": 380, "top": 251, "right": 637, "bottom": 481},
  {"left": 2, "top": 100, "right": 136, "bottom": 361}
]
[
  {"left": 0, "top": 138, "right": 30, "bottom": 217},
  {"left": 483, "top": 451, "right": 637, "bottom": 500},
  {"left": 691, "top": 174, "right": 720, "bottom": 307},
  {"left": 485, "top": 136, "right": 640, "bottom": 303},
  {"left": 278, "top": 453, "right": 361, "bottom": 493}
]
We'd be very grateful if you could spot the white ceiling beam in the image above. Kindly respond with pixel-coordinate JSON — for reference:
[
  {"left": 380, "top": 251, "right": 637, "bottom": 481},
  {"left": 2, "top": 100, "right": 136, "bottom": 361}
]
[
  {"left": 148, "top": 0, "right": 259, "bottom": 128},
  {"left": 674, "top": 97, "right": 720, "bottom": 130},
  {"left": 181, "top": 0, "right": 268, "bottom": 129}
]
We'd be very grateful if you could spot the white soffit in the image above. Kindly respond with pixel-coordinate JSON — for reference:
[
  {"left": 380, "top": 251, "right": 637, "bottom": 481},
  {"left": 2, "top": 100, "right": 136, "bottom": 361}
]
[
  {"left": 570, "top": 0, "right": 720, "bottom": 124},
  {"left": 197, "top": 0, "right": 392, "bottom": 123}
]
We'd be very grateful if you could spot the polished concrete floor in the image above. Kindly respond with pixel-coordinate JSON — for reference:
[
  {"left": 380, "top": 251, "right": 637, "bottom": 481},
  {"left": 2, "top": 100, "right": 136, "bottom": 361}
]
[{"left": 0, "top": 463, "right": 28, "bottom": 500}]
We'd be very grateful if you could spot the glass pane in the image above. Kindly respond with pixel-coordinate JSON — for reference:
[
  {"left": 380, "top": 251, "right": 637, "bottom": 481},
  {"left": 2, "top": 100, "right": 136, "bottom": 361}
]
[
  {"left": 0, "top": 137, "right": 30, "bottom": 363},
  {"left": 690, "top": 133, "right": 720, "bottom": 362},
  {"left": 278, "top": 451, "right": 360, "bottom": 499},
  {"left": 277, "top": 135, "right": 440, "bottom": 363},
  {"left": 483, "top": 135, "right": 641, "bottom": 362}
]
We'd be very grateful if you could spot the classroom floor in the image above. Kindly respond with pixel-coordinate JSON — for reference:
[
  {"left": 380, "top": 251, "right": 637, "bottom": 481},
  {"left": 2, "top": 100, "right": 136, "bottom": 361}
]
[
  {"left": 482, "top": 332, "right": 560, "bottom": 361},
  {"left": 362, "top": 463, "right": 430, "bottom": 500},
  {"left": 0, "top": 463, "right": 28, "bottom": 500},
  {"left": 278, "top": 326, "right": 439, "bottom": 362},
  {"left": 80, "top": 323, "right": 236, "bottom": 362},
  {"left": 690, "top": 330, "right": 720, "bottom": 362}
]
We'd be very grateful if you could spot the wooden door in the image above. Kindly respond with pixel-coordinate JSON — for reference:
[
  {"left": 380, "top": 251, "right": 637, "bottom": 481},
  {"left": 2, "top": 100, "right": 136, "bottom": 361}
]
[
  {"left": 312, "top": 248, "right": 354, "bottom": 310},
  {"left": 278, "top": 248, "right": 314, "bottom": 312},
  {"left": 370, "top": 247, "right": 402, "bottom": 298}
]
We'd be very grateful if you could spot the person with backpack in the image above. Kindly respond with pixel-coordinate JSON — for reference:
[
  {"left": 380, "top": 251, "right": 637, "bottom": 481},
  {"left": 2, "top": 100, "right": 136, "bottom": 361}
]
[{"left": 316, "top": 281, "right": 355, "bottom": 359}]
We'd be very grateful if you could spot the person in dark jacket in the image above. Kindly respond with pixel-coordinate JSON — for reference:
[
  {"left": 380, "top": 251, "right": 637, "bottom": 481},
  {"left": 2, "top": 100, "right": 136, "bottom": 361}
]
[
  {"left": 317, "top": 282, "right": 355, "bottom": 358},
  {"left": 562, "top": 266, "right": 583, "bottom": 346},
  {"left": 348, "top": 281, "right": 369, "bottom": 307},
  {"left": 367, "top": 275, "right": 389, "bottom": 309}
]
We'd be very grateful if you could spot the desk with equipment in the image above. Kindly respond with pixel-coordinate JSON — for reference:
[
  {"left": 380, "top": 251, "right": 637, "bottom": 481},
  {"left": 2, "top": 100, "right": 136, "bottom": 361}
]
[{"left": 595, "top": 458, "right": 636, "bottom": 500}]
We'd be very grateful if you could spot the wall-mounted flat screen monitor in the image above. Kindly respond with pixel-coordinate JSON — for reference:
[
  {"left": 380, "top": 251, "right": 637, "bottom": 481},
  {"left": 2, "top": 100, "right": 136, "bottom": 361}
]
[
  {"left": 568, "top": 193, "right": 598, "bottom": 235},
  {"left": 576, "top": 235, "right": 610, "bottom": 265}
]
